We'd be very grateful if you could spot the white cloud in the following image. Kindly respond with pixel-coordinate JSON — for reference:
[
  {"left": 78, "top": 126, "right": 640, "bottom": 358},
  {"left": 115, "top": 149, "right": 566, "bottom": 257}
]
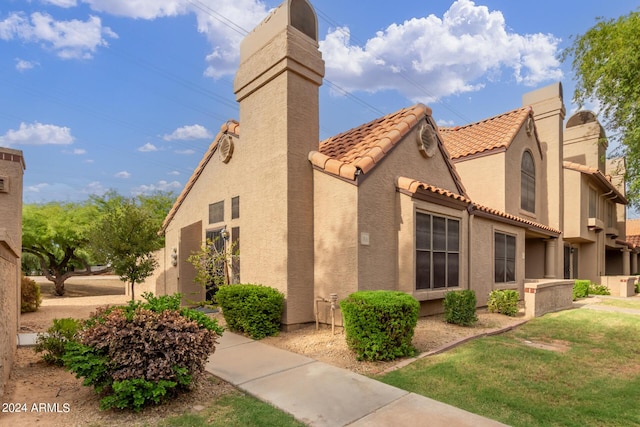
[
  {"left": 115, "top": 171, "right": 131, "bottom": 178},
  {"left": 72, "top": 148, "right": 86, "bottom": 154},
  {"left": 15, "top": 58, "right": 39, "bottom": 71},
  {"left": 163, "top": 124, "right": 212, "bottom": 141},
  {"left": 319, "top": 0, "right": 562, "bottom": 103},
  {"left": 436, "top": 119, "right": 455, "bottom": 127},
  {"left": 25, "top": 183, "right": 50, "bottom": 192},
  {"left": 80, "top": 0, "right": 188, "bottom": 20},
  {"left": 138, "top": 142, "right": 157, "bottom": 152},
  {"left": 175, "top": 149, "right": 195, "bottom": 155},
  {"left": 0, "top": 122, "right": 74, "bottom": 146},
  {"left": 0, "top": 12, "right": 117, "bottom": 59},
  {"left": 42, "top": 0, "right": 78, "bottom": 7},
  {"left": 131, "top": 180, "right": 181, "bottom": 196},
  {"left": 168, "top": 170, "right": 180, "bottom": 176},
  {"left": 82, "top": 181, "right": 107, "bottom": 195}
]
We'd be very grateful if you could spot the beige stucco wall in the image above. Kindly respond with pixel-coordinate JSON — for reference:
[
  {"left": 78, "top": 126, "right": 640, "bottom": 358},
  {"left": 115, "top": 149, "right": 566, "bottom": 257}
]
[
  {"left": 453, "top": 153, "right": 506, "bottom": 211},
  {"left": 564, "top": 116, "right": 606, "bottom": 173},
  {"left": 358, "top": 123, "right": 461, "bottom": 292},
  {"left": 0, "top": 147, "right": 24, "bottom": 397},
  {"left": 135, "top": 248, "right": 166, "bottom": 299},
  {"left": 470, "top": 217, "right": 525, "bottom": 306}
]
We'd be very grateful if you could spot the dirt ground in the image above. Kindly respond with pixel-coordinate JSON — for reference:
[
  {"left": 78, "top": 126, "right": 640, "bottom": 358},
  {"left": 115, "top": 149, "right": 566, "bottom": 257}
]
[{"left": 2, "top": 276, "right": 526, "bottom": 426}]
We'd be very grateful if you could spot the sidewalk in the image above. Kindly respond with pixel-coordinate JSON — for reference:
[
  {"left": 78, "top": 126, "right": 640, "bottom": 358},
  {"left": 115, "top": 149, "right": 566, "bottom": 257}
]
[{"left": 206, "top": 332, "right": 507, "bottom": 427}]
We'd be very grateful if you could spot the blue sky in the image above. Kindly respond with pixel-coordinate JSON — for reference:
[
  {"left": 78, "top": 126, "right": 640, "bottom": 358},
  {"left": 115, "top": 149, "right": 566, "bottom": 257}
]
[{"left": 1, "top": 0, "right": 638, "bottom": 204}]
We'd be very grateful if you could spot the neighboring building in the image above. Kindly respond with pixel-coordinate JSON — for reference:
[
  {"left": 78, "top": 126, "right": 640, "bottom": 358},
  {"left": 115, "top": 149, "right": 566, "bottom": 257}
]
[
  {"left": 0, "top": 147, "right": 25, "bottom": 396},
  {"left": 154, "top": 0, "right": 566, "bottom": 329},
  {"left": 441, "top": 87, "right": 635, "bottom": 286}
]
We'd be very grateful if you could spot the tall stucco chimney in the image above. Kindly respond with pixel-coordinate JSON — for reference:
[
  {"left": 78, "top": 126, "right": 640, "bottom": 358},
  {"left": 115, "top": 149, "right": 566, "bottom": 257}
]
[
  {"left": 523, "top": 82, "right": 566, "bottom": 279},
  {"left": 564, "top": 110, "right": 608, "bottom": 173},
  {"left": 233, "top": 0, "right": 324, "bottom": 326}
]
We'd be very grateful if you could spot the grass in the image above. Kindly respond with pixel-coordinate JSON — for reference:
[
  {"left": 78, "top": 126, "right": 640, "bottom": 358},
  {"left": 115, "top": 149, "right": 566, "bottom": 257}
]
[
  {"left": 596, "top": 297, "right": 640, "bottom": 310},
  {"left": 158, "top": 391, "right": 305, "bottom": 427},
  {"left": 378, "top": 309, "right": 640, "bottom": 426}
]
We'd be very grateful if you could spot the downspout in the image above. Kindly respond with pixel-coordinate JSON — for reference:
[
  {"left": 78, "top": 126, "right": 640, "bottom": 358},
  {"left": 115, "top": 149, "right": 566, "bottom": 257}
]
[{"left": 467, "top": 204, "right": 475, "bottom": 290}]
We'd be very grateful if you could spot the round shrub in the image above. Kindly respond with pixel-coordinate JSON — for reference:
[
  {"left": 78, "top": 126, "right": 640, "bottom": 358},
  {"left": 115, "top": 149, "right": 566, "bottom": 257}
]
[
  {"left": 340, "top": 290, "right": 419, "bottom": 361},
  {"left": 63, "top": 293, "right": 222, "bottom": 412},
  {"left": 21, "top": 275, "right": 42, "bottom": 313},
  {"left": 487, "top": 289, "right": 519, "bottom": 317},
  {"left": 34, "top": 317, "right": 82, "bottom": 366},
  {"left": 216, "top": 284, "right": 284, "bottom": 339},
  {"left": 443, "top": 290, "right": 478, "bottom": 326}
]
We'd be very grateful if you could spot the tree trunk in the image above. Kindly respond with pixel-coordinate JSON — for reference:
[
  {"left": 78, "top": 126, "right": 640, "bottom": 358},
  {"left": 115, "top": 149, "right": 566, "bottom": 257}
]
[
  {"left": 130, "top": 281, "right": 135, "bottom": 301},
  {"left": 53, "top": 277, "right": 66, "bottom": 296}
]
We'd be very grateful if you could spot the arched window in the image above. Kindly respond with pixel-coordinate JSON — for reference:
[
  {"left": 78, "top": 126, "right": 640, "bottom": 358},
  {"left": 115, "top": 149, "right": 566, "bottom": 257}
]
[{"left": 521, "top": 151, "right": 535, "bottom": 212}]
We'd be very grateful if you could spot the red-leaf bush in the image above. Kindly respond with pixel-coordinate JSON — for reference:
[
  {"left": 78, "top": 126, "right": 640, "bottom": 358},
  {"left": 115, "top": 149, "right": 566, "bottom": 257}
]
[{"left": 63, "top": 293, "right": 223, "bottom": 411}]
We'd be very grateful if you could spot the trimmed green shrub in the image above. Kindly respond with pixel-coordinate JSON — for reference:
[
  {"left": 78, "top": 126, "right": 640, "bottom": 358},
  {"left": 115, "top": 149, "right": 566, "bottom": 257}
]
[
  {"left": 443, "top": 290, "right": 478, "bottom": 326},
  {"left": 573, "top": 280, "right": 591, "bottom": 300},
  {"left": 63, "top": 293, "right": 223, "bottom": 412},
  {"left": 636, "top": 280, "right": 640, "bottom": 294},
  {"left": 34, "top": 317, "right": 82, "bottom": 366},
  {"left": 21, "top": 275, "right": 42, "bottom": 313},
  {"left": 216, "top": 284, "right": 284, "bottom": 339},
  {"left": 340, "top": 290, "right": 419, "bottom": 361},
  {"left": 589, "top": 283, "right": 611, "bottom": 296},
  {"left": 487, "top": 290, "right": 519, "bottom": 317}
]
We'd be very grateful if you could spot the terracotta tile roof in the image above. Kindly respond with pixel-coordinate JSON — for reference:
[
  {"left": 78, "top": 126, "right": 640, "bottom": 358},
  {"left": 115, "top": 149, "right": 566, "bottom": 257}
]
[
  {"left": 161, "top": 120, "right": 239, "bottom": 232},
  {"left": 563, "top": 161, "right": 627, "bottom": 205},
  {"left": 439, "top": 107, "right": 536, "bottom": 160},
  {"left": 309, "top": 103, "right": 467, "bottom": 196},
  {"left": 397, "top": 176, "right": 561, "bottom": 236},
  {"left": 627, "top": 235, "right": 640, "bottom": 248},
  {"left": 309, "top": 104, "right": 428, "bottom": 179}
]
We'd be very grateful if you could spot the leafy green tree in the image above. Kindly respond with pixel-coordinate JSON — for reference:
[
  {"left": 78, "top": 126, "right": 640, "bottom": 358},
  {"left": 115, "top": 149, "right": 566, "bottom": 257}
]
[
  {"left": 89, "top": 193, "right": 174, "bottom": 300},
  {"left": 562, "top": 10, "right": 640, "bottom": 204},
  {"left": 22, "top": 201, "right": 108, "bottom": 296}
]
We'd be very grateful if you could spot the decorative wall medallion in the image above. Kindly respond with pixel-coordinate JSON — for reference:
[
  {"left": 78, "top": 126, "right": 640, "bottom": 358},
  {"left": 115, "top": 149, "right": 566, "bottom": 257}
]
[
  {"left": 219, "top": 134, "right": 234, "bottom": 163},
  {"left": 417, "top": 122, "right": 437, "bottom": 158},
  {"left": 525, "top": 117, "right": 534, "bottom": 136}
]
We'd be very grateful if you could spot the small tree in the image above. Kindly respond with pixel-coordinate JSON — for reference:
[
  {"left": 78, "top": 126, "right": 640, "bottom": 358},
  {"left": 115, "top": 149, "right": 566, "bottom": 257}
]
[
  {"left": 187, "top": 237, "right": 237, "bottom": 304},
  {"left": 89, "top": 200, "right": 162, "bottom": 301}
]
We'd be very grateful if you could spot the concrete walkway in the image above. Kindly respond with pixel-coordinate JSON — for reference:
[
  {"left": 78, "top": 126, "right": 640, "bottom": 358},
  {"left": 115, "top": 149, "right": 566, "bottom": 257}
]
[{"left": 206, "top": 332, "right": 508, "bottom": 427}]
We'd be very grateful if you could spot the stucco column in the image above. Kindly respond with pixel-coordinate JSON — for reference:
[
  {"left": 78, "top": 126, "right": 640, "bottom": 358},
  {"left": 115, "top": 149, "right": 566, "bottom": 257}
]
[
  {"left": 544, "top": 238, "right": 558, "bottom": 279},
  {"left": 632, "top": 252, "right": 638, "bottom": 276},
  {"left": 621, "top": 247, "right": 631, "bottom": 276}
]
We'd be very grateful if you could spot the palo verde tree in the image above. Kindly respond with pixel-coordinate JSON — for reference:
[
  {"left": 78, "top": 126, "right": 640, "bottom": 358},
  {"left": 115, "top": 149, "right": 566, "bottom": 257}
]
[
  {"left": 88, "top": 191, "right": 174, "bottom": 300},
  {"left": 22, "top": 201, "right": 109, "bottom": 296},
  {"left": 562, "top": 10, "right": 640, "bottom": 205}
]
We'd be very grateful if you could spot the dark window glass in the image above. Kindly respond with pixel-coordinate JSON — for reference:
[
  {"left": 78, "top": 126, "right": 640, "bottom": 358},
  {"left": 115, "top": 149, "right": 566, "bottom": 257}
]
[
  {"left": 231, "top": 227, "right": 240, "bottom": 283},
  {"left": 495, "top": 232, "right": 516, "bottom": 283},
  {"left": 415, "top": 213, "right": 459, "bottom": 290},
  {"left": 232, "top": 196, "right": 240, "bottom": 219},
  {"left": 209, "top": 201, "right": 224, "bottom": 224},
  {"left": 521, "top": 151, "right": 535, "bottom": 212}
]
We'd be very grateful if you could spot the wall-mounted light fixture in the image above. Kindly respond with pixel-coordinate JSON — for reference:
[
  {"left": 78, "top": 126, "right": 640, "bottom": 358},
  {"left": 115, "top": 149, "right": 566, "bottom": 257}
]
[
  {"left": 220, "top": 227, "right": 229, "bottom": 240},
  {"left": 171, "top": 248, "right": 178, "bottom": 267}
]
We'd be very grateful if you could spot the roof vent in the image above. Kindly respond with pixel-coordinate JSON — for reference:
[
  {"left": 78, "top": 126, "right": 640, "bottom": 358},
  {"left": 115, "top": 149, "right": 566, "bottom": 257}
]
[
  {"left": 418, "top": 122, "right": 437, "bottom": 158},
  {"left": 0, "top": 176, "right": 7, "bottom": 193},
  {"left": 218, "top": 134, "right": 234, "bottom": 164}
]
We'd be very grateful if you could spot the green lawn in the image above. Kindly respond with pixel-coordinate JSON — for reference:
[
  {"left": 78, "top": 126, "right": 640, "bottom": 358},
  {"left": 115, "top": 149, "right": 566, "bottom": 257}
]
[
  {"left": 595, "top": 297, "right": 640, "bottom": 310},
  {"left": 378, "top": 309, "right": 640, "bottom": 427},
  {"left": 158, "top": 391, "right": 305, "bottom": 427}
]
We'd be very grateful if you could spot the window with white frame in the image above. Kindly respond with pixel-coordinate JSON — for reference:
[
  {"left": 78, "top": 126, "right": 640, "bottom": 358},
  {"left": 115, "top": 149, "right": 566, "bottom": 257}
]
[
  {"left": 495, "top": 232, "right": 516, "bottom": 283},
  {"left": 416, "top": 212, "right": 460, "bottom": 290}
]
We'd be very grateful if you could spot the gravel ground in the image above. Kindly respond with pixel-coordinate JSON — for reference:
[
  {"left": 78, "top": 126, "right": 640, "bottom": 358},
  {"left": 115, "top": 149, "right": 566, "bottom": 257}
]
[{"left": 4, "top": 276, "right": 527, "bottom": 426}]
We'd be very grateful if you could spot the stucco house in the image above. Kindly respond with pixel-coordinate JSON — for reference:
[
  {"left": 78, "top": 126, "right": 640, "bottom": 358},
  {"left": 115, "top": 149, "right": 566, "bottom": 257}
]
[{"left": 148, "top": 0, "right": 579, "bottom": 329}]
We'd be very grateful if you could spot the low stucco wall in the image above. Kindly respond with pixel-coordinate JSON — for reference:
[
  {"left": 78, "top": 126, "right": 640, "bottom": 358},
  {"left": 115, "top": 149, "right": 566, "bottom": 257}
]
[
  {"left": 133, "top": 249, "right": 166, "bottom": 300},
  {"left": 599, "top": 276, "right": 637, "bottom": 298},
  {"left": 0, "top": 240, "right": 19, "bottom": 397},
  {"left": 524, "top": 279, "right": 574, "bottom": 318}
]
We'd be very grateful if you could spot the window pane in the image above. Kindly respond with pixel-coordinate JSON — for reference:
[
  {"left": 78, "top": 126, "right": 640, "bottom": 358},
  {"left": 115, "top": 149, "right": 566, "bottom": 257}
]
[
  {"left": 447, "top": 219, "right": 459, "bottom": 251},
  {"left": 433, "top": 252, "right": 446, "bottom": 288},
  {"left": 209, "top": 201, "right": 224, "bottom": 224},
  {"left": 506, "top": 235, "right": 516, "bottom": 260},
  {"left": 231, "top": 196, "right": 240, "bottom": 219},
  {"left": 416, "top": 213, "right": 431, "bottom": 250},
  {"left": 495, "top": 257, "right": 505, "bottom": 282},
  {"left": 506, "top": 258, "right": 515, "bottom": 282},
  {"left": 447, "top": 253, "right": 459, "bottom": 287},
  {"left": 495, "top": 233, "right": 505, "bottom": 259},
  {"left": 433, "top": 217, "right": 446, "bottom": 251},
  {"left": 416, "top": 251, "right": 431, "bottom": 290}
]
